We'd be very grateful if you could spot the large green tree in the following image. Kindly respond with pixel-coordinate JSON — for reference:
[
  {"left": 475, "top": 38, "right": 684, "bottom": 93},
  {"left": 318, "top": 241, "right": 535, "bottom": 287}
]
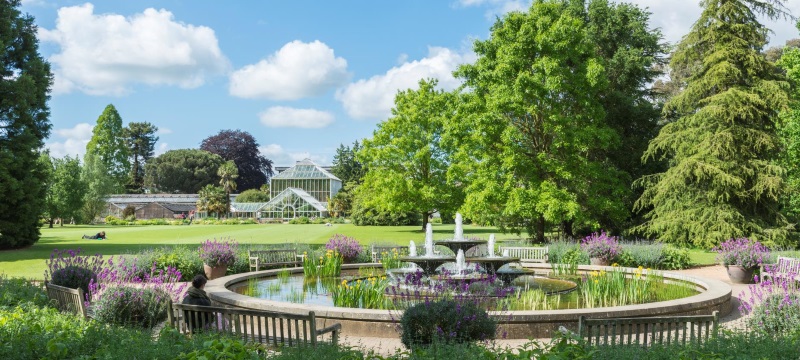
[
  {"left": 81, "top": 153, "right": 118, "bottom": 223},
  {"left": 144, "top": 149, "right": 224, "bottom": 193},
  {"left": 85, "top": 104, "right": 129, "bottom": 193},
  {"left": 200, "top": 129, "right": 273, "bottom": 191},
  {"left": 358, "top": 79, "right": 460, "bottom": 230},
  {"left": 197, "top": 184, "right": 227, "bottom": 218},
  {"left": 635, "top": 0, "right": 792, "bottom": 247},
  {"left": 123, "top": 121, "right": 158, "bottom": 194},
  {"left": 330, "top": 141, "right": 366, "bottom": 218},
  {"left": 776, "top": 35, "right": 800, "bottom": 232},
  {"left": 218, "top": 160, "right": 238, "bottom": 214},
  {"left": 453, "top": 0, "right": 628, "bottom": 241},
  {"left": 42, "top": 154, "right": 85, "bottom": 227},
  {"left": 0, "top": 0, "right": 52, "bottom": 249}
]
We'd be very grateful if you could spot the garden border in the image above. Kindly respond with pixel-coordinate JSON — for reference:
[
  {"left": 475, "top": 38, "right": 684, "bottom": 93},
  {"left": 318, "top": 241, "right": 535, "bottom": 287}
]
[{"left": 205, "top": 263, "right": 732, "bottom": 339}]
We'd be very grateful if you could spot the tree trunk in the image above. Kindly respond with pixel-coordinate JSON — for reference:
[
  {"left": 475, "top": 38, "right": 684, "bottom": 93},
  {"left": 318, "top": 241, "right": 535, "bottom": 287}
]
[
  {"left": 536, "top": 215, "right": 546, "bottom": 243},
  {"left": 561, "top": 220, "right": 574, "bottom": 240},
  {"left": 48, "top": 218, "right": 54, "bottom": 228},
  {"left": 421, "top": 211, "right": 429, "bottom": 231}
]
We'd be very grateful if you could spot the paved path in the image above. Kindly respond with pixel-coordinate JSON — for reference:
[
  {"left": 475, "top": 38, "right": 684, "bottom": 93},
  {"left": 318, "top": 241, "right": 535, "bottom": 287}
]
[{"left": 338, "top": 265, "right": 752, "bottom": 355}]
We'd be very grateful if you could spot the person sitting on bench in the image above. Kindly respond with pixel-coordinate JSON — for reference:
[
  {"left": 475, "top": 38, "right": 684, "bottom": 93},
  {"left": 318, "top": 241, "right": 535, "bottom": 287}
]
[{"left": 82, "top": 231, "right": 106, "bottom": 240}]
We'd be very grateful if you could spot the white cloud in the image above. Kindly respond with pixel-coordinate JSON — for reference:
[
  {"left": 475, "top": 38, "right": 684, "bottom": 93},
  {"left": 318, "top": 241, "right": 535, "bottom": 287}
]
[
  {"left": 47, "top": 123, "right": 93, "bottom": 158},
  {"left": 229, "top": 40, "right": 349, "bottom": 100},
  {"left": 336, "top": 47, "right": 475, "bottom": 120},
  {"left": 39, "top": 3, "right": 228, "bottom": 95},
  {"left": 258, "top": 106, "right": 334, "bottom": 128},
  {"left": 456, "top": 0, "right": 528, "bottom": 19},
  {"left": 155, "top": 142, "right": 169, "bottom": 156},
  {"left": 260, "top": 144, "right": 327, "bottom": 167},
  {"left": 156, "top": 127, "right": 173, "bottom": 135}
]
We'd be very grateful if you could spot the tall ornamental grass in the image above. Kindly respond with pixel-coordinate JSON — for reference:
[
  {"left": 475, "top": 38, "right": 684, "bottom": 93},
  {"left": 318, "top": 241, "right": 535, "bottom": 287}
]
[
  {"left": 331, "top": 276, "right": 392, "bottom": 309},
  {"left": 580, "top": 266, "right": 654, "bottom": 308},
  {"left": 302, "top": 249, "right": 342, "bottom": 278}
]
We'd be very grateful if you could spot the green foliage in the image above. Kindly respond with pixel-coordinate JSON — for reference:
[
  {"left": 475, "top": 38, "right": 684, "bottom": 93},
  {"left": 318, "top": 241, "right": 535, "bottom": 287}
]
[
  {"left": 144, "top": 149, "right": 224, "bottom": 193},
  {"left": 81, "top": 153, "right": 119, "bottom": 223},
  {"left": 660, "top": 245, "right": 691, "bottom": 270},
  {"left": 0, "top": 0, "right": 52, "bottom": 249},
  {"left": 85, "top": 104, "right": 130, "bottom": 192},
  {"left": 198, "top": 184, "right": 228, "bottom": 218},
  {"left": 218, "top": 160, "right": 239, "bottom": 212},
  {"left": 331, "top": 141, "right": 366, "bottom": 187},
  {"left": 122, "top": 121, "right": 158, "bottom": 194},
  {"left": 358, "top": 79, "right": 461, "bottom": 230},
  {"left": 0, "top": 276, "right": 48, "bottom": 308},
  {"left": 547, "top": 240, "right": 590, "bottom": 265},
  {"left": 288, "top": 216, "right": 311, "bottom": 224},
  {"left": 452, "top": 0, "right": 629, "bottom": 241},
  {"left": 350, "top": 200, "right": 420, "bottom": 226},
  {"left": 235, "top": 188, "right": 270, "bottom": 203},
  {"left": 176, "top": 336, "right": 264, "bottom": 360},
  {"left": 200, "top": 129, "right": 273, "bottom": 192},
  {"left": 122, "top": 204, "right": 135, "bottom": 219},
  {"left": 132, "top": 246, "right": 203, "bottom": 282},
  {"left": 400, "top": 299, "right": 496, "bottom": 349},
  {"left": 634, "top": 0, "right": 792, "bottom": 247},
  {"left": 92, "top": 286, "right": 170, "bottom": 329},
  {"left": 748, "top": 292, "right": 800, "bottom": 336},
  {"left": 42, "top": 154, "right": 86, "bottom": 228}
]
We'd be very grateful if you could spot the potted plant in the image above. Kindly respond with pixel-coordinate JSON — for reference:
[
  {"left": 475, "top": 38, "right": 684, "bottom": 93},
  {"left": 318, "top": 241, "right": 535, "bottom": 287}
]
[
  {"left": 713, "top": 238, "right": 769, "bottom": 284},
  {"left": 198, "top": 238, "right": 238, "bottom": 280},
  {"left": 581, "top": 231, "right": 621, "bottom": 266}
]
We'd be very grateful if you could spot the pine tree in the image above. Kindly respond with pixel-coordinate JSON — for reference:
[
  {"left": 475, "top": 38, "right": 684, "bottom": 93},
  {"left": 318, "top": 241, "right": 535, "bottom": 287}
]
[
  {"left": 635, "top": 0, "right": 792, "bottom": 247},
  {"left": 0, "top": 0, "right": 53, "bottom": 249}
]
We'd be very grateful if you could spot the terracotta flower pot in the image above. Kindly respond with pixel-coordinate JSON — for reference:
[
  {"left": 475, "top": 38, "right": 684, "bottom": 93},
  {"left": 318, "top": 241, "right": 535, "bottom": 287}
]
[
  {"left": 204, "top": 263, "right": 227, "bottom": 280},
  {"left": 590, "top": 257, "right": 609, "bottom": 266},
  {"left": 726, "top": 265, "right": 756, "bottom": 284}
]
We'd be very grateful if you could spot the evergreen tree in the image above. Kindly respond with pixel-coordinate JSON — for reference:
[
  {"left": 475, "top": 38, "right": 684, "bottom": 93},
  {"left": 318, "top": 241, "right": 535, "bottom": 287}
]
[
  {"left": 0, "top": 0, "right": 53, "bottom": 249},
  {"left": 123, "top": 121, "right": 158, "bottom": 193},
  {"left": 635, "top": 0, "right": 792, "bottom": 247},
  {"left": 43, "top": 154, "right": 85, "bottom": 227},
  {"left": 85, "top": 104, "right": 130, "bottom": 192},
  {"left": 331, "top": 141, "right": 366, "bottom": 187}
]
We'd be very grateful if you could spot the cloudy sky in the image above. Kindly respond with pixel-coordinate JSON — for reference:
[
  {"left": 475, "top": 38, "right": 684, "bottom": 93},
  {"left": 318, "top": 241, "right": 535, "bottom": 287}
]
[{"left": 21, "top": 0, "right": 800, "bottom": 166}]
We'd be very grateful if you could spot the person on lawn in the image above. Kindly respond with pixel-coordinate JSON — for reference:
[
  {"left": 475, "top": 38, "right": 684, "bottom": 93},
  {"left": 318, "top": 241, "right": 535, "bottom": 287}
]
[{"left": 81, "top": 231, "right": 106, "bottom": 240}]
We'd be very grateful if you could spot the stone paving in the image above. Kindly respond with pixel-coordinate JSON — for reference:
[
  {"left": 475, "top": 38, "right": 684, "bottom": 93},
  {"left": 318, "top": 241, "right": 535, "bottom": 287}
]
[{"left": 338, "top": 265, "right": 753, "bottom": 355}]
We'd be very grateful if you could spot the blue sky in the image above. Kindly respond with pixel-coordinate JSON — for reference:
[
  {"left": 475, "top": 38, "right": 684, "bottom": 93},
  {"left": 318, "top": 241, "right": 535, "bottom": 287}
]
[{"left": 21, "top": 0, "right": 800, "bottom": 166}]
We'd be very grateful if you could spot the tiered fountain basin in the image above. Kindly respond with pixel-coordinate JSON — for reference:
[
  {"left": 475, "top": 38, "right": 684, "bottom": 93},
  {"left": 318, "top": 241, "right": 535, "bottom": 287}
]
[{"left": 206, "top": 263, "right": 732, "bottom": 339}]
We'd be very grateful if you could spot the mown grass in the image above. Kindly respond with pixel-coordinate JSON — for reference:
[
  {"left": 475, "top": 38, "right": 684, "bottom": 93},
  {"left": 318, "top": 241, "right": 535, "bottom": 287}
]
[{"left": 0, "top": 223, "right": 525, "bottom": 279}]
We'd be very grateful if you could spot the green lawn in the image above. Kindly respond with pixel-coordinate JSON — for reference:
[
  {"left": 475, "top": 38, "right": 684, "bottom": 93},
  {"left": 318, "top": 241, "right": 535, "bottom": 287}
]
[
  {"left": 0, "top": 223, "right": 526, "bottom": 279},
  {"left": 688, "top": 248, "right": 718, "bottom": 266}
]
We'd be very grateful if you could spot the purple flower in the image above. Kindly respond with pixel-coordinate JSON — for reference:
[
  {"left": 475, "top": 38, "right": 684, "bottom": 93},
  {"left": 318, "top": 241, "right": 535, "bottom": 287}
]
[
  {"left": 198, "top": 238, "right": 238, "bottom": 267},
  {"left": 581, "top": 231, "right": 621, "bottom": 262},
  {"left": 713, "top": 238, "right": 770, "bottom": 269}
]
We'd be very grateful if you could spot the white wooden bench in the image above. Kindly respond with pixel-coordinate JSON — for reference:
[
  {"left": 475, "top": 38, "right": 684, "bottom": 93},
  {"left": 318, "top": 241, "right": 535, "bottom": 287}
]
[
  {"left": 248, "top": 249, "right": 303, "bottom": 272},
  {"left": 499, "top": 246, "right": 549, "bottom": 266},
  {"left": 44, "top": 282, "right": 89, "bottom": 318},
  {"left": 578, "top": 311, "right": 719, "bottom": 347},
  {"left": 370, "top": 245, "right": 408, "bottom": 263},
  {"left": 760, "top": 256, "right": 800, "bottom": 282},
  {"left": 169, "top": 302, "right": 341, "bottom": 347}
]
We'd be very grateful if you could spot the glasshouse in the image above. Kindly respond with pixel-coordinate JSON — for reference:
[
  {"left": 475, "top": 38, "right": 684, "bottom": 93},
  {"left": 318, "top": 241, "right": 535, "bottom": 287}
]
[{"left": 258, "top": 159, "right": 342, "bottom": 219}]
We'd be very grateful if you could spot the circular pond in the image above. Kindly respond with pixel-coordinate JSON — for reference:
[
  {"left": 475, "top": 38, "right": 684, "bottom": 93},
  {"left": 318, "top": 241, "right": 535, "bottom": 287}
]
[{"left": 206, "top": 264, "right": 732, "bottom": 339}]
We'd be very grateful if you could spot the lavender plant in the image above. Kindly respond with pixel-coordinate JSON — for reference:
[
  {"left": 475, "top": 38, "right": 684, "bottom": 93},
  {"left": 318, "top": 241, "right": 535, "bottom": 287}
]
[
  {"left": 45, "top": 248, "right": 107, "bottom": 295},
  {"left": 399, "top": 298, "right": 497, "bottom": 348},
  {"left": 581, "top": 232, "right": 621, "bottom": 263},
  {"left": 198, "top": 238, "right": 238, "bottom": 267},
  {"left": 325, "top": 234, "right": 363, "bottom": 262},
  {"left": 713, "top": 238, "right": 770, "bottom": 269},
  {"left": 740, "top": 266, "right": 800, "bottom": 335},
  {"left": 92, "top": 286, "right": 171, "bottom": 329}
]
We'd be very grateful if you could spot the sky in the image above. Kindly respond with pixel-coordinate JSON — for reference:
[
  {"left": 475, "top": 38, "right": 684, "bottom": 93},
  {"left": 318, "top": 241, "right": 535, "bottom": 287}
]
[{"left": 20, "top": 0, "right": 800, "bottom": 167}]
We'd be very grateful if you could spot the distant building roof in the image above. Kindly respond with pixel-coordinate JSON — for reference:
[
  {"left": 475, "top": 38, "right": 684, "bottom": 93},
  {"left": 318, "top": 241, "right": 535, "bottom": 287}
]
[
  {"left": 160, "top": 203, "right": 197, "bottom": 212},
  {"left": 105, "top": 193, "right": 237, "bottom": 204},
  {"left": 266, "top": 187, "right": 327, "bottom": 212},
  {"left": 272, "top": 159, "right": 340, "bottom": 181}
]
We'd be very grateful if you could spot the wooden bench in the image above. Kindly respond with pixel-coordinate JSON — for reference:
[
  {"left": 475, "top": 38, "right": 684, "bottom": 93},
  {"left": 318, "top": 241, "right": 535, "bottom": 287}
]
[
  {"left": 371, "top": 245, "right": 408, "bottom": 263},
  {"left": 578, "top": 311, "right": 719, "bottom": 347},
  {"left": 499, "top": 246, "right": 549, "bottom": 266},
  {"left": 249, "top": 249, "right": 303, "bottom": 272},
  {"left": 44, "top": 282, "right": 89, "bottom": 318},
  {"left": 760, "top": 256, "right": 800, "bottom": 282},
  {"left": 168, "top": 302, "right": 341, "bottom": 347}
]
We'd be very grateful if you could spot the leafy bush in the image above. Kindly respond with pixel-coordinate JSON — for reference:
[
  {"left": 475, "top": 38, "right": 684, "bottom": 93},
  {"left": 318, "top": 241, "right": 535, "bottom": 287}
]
[
  {"left": 350, "top": 205, "right": 420, "bottom": 226},
  {"left": 660, "top": 246, "right": 690, "bottom": 270},
  {"left": 617, "top": 243, "right": 663, "bottom": 268},
  {"left": 176, "top": 336, "right": 264, "bottom": 360},
  {"left": 325, "top": 234, "right": 363, "bottom": 262},
  {"left": 747, "top": 292, "right": 800, "bottom": 336},
  {"left": 45, "top": 248, "right": 106, "bottom": 295},
  {"left": 714, "top": 238, "right": 770, "bottom": 269},
  {"left": 581, "top": 232, "right": 621, "bottom": 263},
  {"left": 154, "top": 248, "right": 204, "bottom": 281},
  {"left": 198, "top": 238, "right": 238, "bottom": 267},
  {"left": 122, "top": 205, "right": 136, "bottom": 219},
  {"left": 288, "top": 216, "right": 311, "bottom": 224},
  {"left": 400, "top": 299, "right": 496, "bottom": 348},
  {"left": 104, "top": 215, "right": 120, "bottom": 223},
  {"left": 92, "top": 286, "right": 170, "bottom": 329},
  {"left": 547, "top": 240, "right": 589, "bottom": 264},
  {"left": 0, "top": 276, "right": 49, "bottom": 308}
]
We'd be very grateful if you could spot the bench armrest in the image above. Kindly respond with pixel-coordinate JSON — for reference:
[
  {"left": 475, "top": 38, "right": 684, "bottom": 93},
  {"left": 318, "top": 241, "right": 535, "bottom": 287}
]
[{"left": 315, "top": 323, "right": 342, "bottom": 336}]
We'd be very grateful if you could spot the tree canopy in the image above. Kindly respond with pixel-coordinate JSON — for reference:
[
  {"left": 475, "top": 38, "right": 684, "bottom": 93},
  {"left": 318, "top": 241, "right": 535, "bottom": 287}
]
[
  {"left": 635, "top": 0, "right": 792, "bottom": 247},
  {"left": 85, "top": 104, "right": 129, "bottom": 193},
  {"left": 42, "top": 154, "right": 85, "bottom": 227},
  {"left": 144, "top": 149, "right": 224, "bottom": 193},
  {"left": 200, "top": 129, "right": 273, "bottom": 191},
  {"left": 0, "top": 0, "right": 52, "bottom": 249},
  {"left": 123, "top": 121, "right": 158, "bottom": 194}
]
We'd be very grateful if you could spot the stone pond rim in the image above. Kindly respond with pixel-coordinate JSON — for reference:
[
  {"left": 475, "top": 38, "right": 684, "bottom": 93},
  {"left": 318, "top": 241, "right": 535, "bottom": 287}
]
[{"left": 205, "top": 263, "right": 733, "bottom": 339}]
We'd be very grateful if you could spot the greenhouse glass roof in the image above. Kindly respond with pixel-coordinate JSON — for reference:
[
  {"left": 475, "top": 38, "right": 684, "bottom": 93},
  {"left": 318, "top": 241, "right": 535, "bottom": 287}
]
[
  {"left": 230, "top": 202, "right": 269, "bottom": 212},
  {"left": 272, "top": 159, "right": 340, "bottom": 181},
  {"left": 266, "top": 187, "right": 327, "bottom": 212}
]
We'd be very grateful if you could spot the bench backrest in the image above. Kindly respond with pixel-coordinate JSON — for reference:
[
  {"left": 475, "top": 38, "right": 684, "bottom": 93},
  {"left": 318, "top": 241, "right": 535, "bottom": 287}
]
[
  {"left": 578, "top": 311, "right": 719, "bottom": 347},
  {"left": 249, "top": 249, "right": 298, "bottom": 263},
  {"left": 169, "top": 302, "right": 337, "bottom": 346},
  {"left": 499, "top": 246, "right": 549, "bottom": 262},
  {"left": 45, "top": 282, "right": 88, "bottom": 318},
  {"left": 775, "top": 256, "right": 800, "bottom": 274},
  {"left": 371, "top": 245, "right": 408, "bottom": 262}
]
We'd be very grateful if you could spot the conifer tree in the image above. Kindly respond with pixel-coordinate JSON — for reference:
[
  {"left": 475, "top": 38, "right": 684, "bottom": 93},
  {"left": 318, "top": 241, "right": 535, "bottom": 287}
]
[{"left": 635, "top": 0, "right": 792, "bottom": 247}]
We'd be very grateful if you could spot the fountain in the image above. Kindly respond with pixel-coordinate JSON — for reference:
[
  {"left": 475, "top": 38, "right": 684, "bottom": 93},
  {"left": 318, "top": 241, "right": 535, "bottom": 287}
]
[
  {"left": 487, "top": 234, "right": 496, "bottom": 257},
  {"left": 399, "top": 223, "right": 454, "bottom": 274},
  {"left": 408, "top": 241, "right": 417, "bottom": 257},
  {"left": 455, "top": 249, "right": 466, "bottom": 274}
]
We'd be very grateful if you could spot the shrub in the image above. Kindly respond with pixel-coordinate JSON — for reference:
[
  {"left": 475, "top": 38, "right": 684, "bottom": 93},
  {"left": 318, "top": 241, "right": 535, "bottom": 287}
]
[
  {"left": 547, "top": 240, "right": 585, "bottom": 264},
  {"left": 660, "top": 246, "right": 690, "bottom": 270},
  {"left": 198, "top": 238, "right": 238, "bottom": 267},
  {"left": 747, "top": 292, "right": 800, "bottom": 336},
  {"left": 154, "top": 248, "right": 204, "bottom": 282},
  {"left": 92, "top": 286, "right": 170, "bottom": 329},
  {"left": 0, "top": 276, "right": 49, "bottom": 308},
  {"left": 325, "top": 234, "right": 362, "bottom": 262},
  {"left": 288, "top": 216, "right": 311, "bottom": 224},
  {"left": 400, "top": 299, "right": 496, "bottom": 348},
  {"left": 104, "top": 215, "right": 120, "bottom": 223},
  {"left": 713, "top": 238, "right": 770, "bottom": 269},
  {"left": 89, "top": 257, "right": 187, "bottom": 308},
  {"left": 45, "top": 248, "right": 106, "bottom": 295},
  {"left": 617, "top": 243, "right": 663, "bottom": 269},
  {"left": 581, "top": 232, "right": 621, "bottom": 263},
  {"left": 122, "top": 205, "right": 136, "bottom": 219},
  {"left": 350, "top": 205, "right": 420, "bottom": 226}
]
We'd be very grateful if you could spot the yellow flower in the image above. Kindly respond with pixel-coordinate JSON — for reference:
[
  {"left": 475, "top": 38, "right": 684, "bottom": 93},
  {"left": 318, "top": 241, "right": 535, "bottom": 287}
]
[
  {"left": 611, "top": 263, "right": 619, "bottom": 267},
  {"left": 594, "top": 279, "right": 599, "bottom": 284},
  {"left": 638, "top": 266, "right": 643, "bottom": 270}
]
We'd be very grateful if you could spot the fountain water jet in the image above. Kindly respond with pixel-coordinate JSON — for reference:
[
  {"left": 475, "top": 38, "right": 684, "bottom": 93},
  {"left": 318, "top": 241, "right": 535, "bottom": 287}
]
[{"left": 409, "top": 241, "right": 417, "bottom": 257}]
